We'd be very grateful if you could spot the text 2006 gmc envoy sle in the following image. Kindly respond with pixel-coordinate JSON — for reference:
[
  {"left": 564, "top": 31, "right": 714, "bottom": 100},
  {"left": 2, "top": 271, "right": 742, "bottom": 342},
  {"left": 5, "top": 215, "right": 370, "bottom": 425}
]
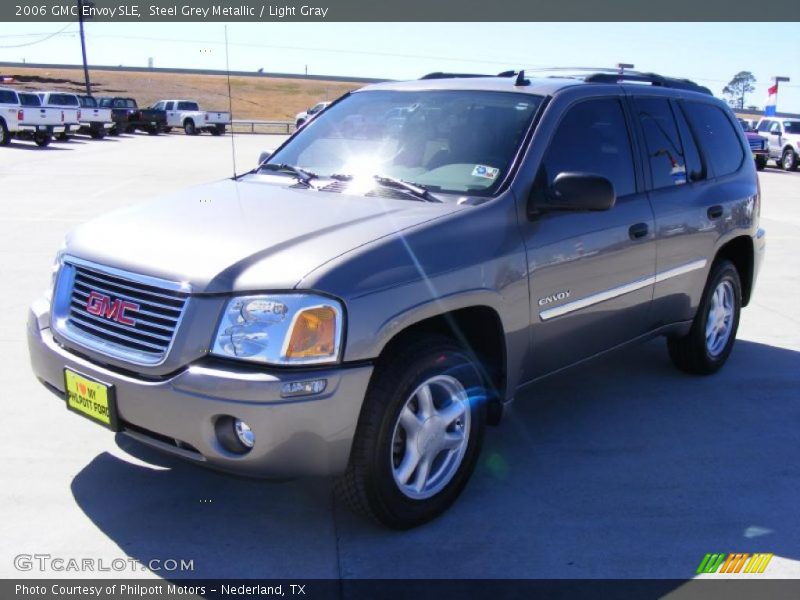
[{"left": 28, "top": 71, "right": 765, "bottom": 528}]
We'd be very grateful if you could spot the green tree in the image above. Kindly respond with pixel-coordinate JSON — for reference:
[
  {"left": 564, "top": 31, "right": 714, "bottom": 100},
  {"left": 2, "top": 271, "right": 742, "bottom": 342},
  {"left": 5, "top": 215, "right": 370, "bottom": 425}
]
[{"left": 723, "top": 71, "right": 756, "bottom": 110}]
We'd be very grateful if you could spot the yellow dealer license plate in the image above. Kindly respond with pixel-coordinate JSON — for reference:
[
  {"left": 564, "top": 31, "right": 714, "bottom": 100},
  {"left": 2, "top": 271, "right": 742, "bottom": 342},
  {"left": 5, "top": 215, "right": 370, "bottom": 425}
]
[{"left": 64, "top": 369, "right": 119, "bottom": 431}]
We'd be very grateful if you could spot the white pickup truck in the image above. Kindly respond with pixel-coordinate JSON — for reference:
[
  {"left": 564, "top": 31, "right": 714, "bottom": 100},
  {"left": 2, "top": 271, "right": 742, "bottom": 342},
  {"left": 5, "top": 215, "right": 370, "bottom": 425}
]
[
  {"left": 0, "top": 87, "right": 63, "bottom": 147},
  {"left": 77, "top": 95, "right": 114, "bottom": 139},
  {"left": 37, "top": 91, "right": 81, "bottom": 140},
  {"left": 152, "top": 99, "right": 230, "bottom": 136}
]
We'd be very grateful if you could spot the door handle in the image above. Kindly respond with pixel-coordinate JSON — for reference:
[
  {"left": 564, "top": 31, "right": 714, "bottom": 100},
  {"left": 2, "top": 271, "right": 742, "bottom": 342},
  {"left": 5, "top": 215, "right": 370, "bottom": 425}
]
[
  {"left": 707, "top": 205, "right": 723, "bottom": 219},
  {"left": 629, "top": 222, "right": 649, "bottom": 240}
]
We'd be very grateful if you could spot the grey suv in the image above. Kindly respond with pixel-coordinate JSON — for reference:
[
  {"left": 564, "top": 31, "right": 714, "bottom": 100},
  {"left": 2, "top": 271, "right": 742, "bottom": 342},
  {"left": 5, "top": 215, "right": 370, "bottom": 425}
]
[{"left": 28, "top": 70, "right": 765, "bottom": 529}]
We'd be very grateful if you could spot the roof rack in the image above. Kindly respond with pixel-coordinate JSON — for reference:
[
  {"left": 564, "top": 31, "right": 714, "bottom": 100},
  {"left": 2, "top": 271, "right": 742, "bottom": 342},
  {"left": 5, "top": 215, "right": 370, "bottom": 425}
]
[
  {"left": 419, "top": 72, "right": 491, "bottom": 80},
  {"left": 584, "top": 72, "right": 712, "bottom": 95}
]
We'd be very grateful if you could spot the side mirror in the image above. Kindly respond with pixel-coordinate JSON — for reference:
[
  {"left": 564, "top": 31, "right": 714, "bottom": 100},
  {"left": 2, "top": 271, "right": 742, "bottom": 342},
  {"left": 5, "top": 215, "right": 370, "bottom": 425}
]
[
  {"left": 530, "top": 172, "right": 616, "bottom": 214},
  {"left": 257, "top": 151, "right": 271, "bottom": 166},
  {"left": 771, "top": 130, "right": 782, "bottom": 136}
]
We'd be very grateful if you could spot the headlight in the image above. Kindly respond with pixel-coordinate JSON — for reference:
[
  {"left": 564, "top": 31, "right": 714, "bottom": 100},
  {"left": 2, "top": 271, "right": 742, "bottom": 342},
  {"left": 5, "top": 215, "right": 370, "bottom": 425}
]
[
  {"left": 211, "top": 293, "right": 344, "bottom": 365},
  {"left": 45, "top": 241, "right": 67, "bottom": 303}
]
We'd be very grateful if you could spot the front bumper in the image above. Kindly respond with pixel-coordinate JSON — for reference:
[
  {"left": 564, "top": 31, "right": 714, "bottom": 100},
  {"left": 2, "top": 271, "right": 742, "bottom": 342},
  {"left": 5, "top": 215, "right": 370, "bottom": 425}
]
[{"left": 27, "top": 300, "right": 372, "bottom": 478}]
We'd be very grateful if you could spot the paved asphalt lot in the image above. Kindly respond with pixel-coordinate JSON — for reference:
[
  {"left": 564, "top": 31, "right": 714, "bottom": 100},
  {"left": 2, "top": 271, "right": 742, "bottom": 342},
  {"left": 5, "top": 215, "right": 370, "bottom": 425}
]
[{"left": 1, "top": 132, "right": 798, "bottom": 585}]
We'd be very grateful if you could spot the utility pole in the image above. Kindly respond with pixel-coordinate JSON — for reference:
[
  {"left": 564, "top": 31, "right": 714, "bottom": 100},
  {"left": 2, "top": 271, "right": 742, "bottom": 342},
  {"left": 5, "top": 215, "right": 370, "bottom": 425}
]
[{"left": 77, "top": 0, "right": 92, "bottom": 95}]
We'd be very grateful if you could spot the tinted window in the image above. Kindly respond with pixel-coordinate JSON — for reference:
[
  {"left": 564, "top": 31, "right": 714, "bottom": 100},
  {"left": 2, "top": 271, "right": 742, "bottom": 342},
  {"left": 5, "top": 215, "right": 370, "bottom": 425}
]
[
  {"left": 673, "top": 103, "right": 704, "bottom": 182},
  {"left": 47, "top": 94, "right": 79, "bottom": 106},
  {"left": 540, "top": 98, "right": 636, "bottom": 197},
  {"left": 769, "top": 121, "right": 781, "bottom": 133},
  {"left": 683, "top": 102, "right": 744, "bottom": 177},
  {"left": 0, "top": 89, "right": 16, "bottom": 104},
  {"left": 756, "top": 120, "right": 771, "bottom": 133},
  {"left": 177, "top": 101, "right": 199, "bottom": 111},
  {"left": 79, "top": 96, "right": 97, "bottom": 108},
  {"left": 783, "top": 121, "right": 800, "bottom": 134},
  {"left": 634, "top": 98, "right": 688, "bottom": 189},
  {"left": 18, "top": 93, "right": 41, "bottom": 107},
  {"left": 98, "top": 97, "right": 112, "bottom": 108}
]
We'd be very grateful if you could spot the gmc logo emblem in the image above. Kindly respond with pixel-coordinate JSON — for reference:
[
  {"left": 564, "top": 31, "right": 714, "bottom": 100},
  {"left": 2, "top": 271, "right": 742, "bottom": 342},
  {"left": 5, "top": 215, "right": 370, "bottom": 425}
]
[{"left": 85, "top": 291, "right": 139, "bottom": 326}]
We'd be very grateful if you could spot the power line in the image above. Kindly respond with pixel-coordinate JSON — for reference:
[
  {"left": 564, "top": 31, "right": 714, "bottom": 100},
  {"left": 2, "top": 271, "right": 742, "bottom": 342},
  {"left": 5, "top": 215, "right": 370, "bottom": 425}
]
[{"left": 0, "top": 24, "right": 76, "bottom": 48}]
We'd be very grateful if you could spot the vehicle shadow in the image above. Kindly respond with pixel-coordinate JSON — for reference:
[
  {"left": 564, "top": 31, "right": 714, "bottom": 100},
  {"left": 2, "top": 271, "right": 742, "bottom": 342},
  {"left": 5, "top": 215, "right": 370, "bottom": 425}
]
[
  {"left": 70, "top": 339, "right": 800, "bottom": 582},
  {"left": 4, "top": 143, "right": 73, "bottom": 151}
]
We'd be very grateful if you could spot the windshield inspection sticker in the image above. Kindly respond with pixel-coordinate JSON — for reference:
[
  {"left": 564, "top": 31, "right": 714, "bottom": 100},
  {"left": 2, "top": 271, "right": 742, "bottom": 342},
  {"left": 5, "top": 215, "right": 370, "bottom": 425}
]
[{"left": 472, "top": 165, "right": 500, "bottom": 180}]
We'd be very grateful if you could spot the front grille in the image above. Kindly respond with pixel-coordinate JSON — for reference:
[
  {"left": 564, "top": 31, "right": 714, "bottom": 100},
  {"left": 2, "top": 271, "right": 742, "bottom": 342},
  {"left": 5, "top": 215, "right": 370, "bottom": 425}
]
[
  {"left": 748, "top": 138, "right": 764, "bottom": 150},
  {"left": 54, "top": 260, "right": 189, "bottom": 365}
]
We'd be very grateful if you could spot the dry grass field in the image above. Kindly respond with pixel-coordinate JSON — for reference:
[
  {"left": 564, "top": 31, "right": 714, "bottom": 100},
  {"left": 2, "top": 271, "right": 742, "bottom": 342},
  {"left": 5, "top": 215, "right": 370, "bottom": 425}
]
[{"left": 1, "top": 66, "right": 365, "bottom": 120}]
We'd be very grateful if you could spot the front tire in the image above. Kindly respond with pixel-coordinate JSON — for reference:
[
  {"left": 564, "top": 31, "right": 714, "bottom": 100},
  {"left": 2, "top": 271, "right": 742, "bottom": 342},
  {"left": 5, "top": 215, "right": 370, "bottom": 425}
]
[
  {"left": 782, "top": 148, "right": 798, "bottom": 171},
  {"left": 667, "top": 259, "right": 741, "bottom": 375},
  {"left": 183, "top": 119, "right": 197, "bottom": 135},
  {"left": 335, "top": 335, "right": 487, "bottom": 529}
]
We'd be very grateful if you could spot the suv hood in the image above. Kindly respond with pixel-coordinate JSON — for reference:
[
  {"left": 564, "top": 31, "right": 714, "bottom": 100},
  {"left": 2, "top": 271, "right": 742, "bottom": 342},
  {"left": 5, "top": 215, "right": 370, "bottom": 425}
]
[{"left": 65, "top": 177, "right": 463, "bottom": 294}]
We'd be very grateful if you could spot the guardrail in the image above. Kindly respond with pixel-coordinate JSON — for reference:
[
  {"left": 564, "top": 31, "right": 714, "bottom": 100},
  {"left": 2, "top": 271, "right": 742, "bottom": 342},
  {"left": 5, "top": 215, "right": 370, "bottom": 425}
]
[{"left": 231, "top": 119, "right": 296, "bottom": 135}]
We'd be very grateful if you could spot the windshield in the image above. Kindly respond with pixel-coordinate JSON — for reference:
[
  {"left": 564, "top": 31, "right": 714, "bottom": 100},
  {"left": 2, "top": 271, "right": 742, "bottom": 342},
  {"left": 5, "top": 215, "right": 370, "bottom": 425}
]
[
  {"left": 268, "top": 90, "right": 542, "bottom": 196},
  {"left": 784, "top": 121, "right": 800, "bottom": 134}
]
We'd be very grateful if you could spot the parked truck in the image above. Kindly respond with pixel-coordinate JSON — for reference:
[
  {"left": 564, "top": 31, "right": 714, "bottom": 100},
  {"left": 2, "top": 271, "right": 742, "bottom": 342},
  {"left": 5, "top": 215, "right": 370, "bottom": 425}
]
[
  {"left": 756, "top": 116, "right": 800, "bottom": 171},
  {"left": 97, "top": 97, "right": 167, "bottom": 136},
  {"left": 0, "top": 87, "right": 63, "bottom": 147},
  {"left": 77, "top": 95, "right": 114, "bottom": 139},
  {"left": 37, "top": 91, "right": 81, "bottom": 140},
  {"left": 151, "top": 99, "right": 230, "bottom": 135}
]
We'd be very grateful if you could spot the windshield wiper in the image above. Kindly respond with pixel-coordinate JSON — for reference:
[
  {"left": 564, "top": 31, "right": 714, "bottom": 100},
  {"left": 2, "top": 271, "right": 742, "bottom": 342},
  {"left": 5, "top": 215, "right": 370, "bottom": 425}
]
[
  {"left": 257, "top": 163, "right": 318, "bottom": 186},
  {"left": 331, "top": 173, "right": 440, "bottom": 202}
]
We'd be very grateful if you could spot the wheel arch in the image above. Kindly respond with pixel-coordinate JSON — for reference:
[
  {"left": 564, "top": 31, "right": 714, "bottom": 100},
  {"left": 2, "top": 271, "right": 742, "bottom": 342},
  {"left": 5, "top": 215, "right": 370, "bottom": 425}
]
[
  {"left": 715, "top": 235, "right": 755, "bottom": 306},
  {"left": 375, "top": 305, "right": 508, "bottom": 425}
]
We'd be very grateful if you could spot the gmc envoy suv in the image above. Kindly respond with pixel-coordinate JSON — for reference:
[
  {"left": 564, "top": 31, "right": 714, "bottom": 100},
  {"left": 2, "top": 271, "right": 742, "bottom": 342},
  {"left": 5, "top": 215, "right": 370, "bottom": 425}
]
[{"left": 28, "top": 70, "right": 765, "bottom": 528}]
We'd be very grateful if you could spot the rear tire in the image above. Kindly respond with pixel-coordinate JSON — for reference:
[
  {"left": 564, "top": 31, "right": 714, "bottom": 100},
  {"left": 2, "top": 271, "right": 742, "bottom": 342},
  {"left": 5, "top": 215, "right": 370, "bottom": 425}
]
[
  {"left": 755, "top": 155, "right": 767, "bottom": 171},
  {"left": 667, "top": 259, "right": 741, "bottom": 375},
  {"left": 34, "top": 133, "right": 51, "bottom": 147},
  {"left": 183, "top": 119, "right": 197, "bottom": 136},
  {"left": 335, "top": 335, "right": 487, "bottom": 529},
  {"left": 211, "top": 124, "right": 225, "bottom": 136},
  {"left": 782, "top": 148, "right": 798, "bottom": 171},
  {"left": 0, "top": 119, "right": 10, "bottom": 146},
  {"left": 163, "top": 127, "right": 172, "bottom": 133},
  {"left": 147, "top": 126, "right": 159, "bottom": 136}
]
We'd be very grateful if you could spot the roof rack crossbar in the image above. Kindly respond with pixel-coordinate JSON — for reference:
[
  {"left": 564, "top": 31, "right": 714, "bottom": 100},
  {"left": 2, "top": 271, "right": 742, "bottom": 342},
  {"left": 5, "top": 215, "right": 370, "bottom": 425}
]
[{"left": 583, "top": 72, "right": 712, "bottom": 95}]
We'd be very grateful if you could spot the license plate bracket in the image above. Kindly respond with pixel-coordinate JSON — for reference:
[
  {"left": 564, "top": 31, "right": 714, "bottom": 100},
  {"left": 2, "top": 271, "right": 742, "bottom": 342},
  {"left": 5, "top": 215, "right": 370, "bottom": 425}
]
[{"left": 64, "top": 369, "right": 120, "bottom": 432}]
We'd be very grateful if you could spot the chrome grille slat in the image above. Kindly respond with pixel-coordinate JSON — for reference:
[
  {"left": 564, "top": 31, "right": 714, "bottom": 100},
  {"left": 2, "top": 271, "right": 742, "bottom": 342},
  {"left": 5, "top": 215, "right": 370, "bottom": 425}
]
[
  {"left": 68, "top": 315, "right": 168, "bottom": 351},
  {"left": 68, "top": 303, "right": 174, "bottom": 340},
  {"left": 74, "top": 270, "right": 188, "bottom": 302},
  {"left": 70, "top": 289, "right": 180, "bottom": 322},
  {"left": 55, "top": 260, "right": 190, "bottom": 365},
  {"left": 72, "top": 280, "right": 184, "bottom": 313}
]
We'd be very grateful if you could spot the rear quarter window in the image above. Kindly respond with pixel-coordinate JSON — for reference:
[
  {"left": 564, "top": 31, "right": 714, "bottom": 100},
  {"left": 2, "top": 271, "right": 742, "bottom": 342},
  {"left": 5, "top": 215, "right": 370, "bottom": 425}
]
[
  {"left": 18, "top": 93, "right": 41, "bottom": 107},
  {"left": 0, "top": 90, "right": 17, "bottom": 104},
  {"left": 682, "top": 102, "right": 745, "bottom": 177},
  {"left": 177, "top": 101, "right": 199, "bottom": 111},
  {"left": 48, "top": 94, "right": 79, "bottom": 106}
]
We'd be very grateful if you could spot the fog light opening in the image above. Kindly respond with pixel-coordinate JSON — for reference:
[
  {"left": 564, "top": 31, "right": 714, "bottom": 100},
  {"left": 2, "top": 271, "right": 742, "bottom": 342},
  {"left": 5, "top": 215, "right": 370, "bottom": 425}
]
[{"left": 215, "top": 416, "right": 255, "bottom": 454}]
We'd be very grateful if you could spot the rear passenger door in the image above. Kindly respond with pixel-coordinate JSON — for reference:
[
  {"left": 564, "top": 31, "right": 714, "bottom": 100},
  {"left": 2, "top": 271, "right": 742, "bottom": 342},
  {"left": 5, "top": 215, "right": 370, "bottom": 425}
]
[
  {"left": 522, "top": 96, "right": 657, "bottom": 379},
  {"left": 633, "top": 95, "right": 749, "bottom": 326}
]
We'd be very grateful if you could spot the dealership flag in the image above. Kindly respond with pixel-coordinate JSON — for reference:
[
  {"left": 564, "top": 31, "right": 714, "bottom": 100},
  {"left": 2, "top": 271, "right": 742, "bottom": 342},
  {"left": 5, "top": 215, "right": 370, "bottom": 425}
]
[{"left": 765, "top": 83, "right": 778, "bottom": 116}]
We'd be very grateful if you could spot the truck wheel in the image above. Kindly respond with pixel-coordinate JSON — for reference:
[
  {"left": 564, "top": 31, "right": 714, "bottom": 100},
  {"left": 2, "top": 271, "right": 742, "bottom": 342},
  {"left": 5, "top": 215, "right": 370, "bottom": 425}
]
[
  {"left": 211, "top": 125, "right": 225, "bottom": 136},
  {"left": 755, "top": 155, "right": 767, "bottom": 171},
  {"left": 0, "top": 119, "right": 10, "bottom": 146},
  {"left": 147, "top": 126, "right": 159, "bottom": 136},
  {"left": 34, "top": 133, "right": 51, "bottom": 147},
  {"left": 183, "top": 120, "right": 197, "bottom": 136},
  {"left": 163, "top": 127, "right": 172, "bottom": 133},
  {"left": 782, "top": 148, "right": 798, "bottom": 171},
  {"left": 90, "top": 128, "right": 104, "bottom": 140},
  {"left": 335, "top": 335, "right": 487, "bottom": 529},
  {"left": 667, "top": 259, "right": 741, "bottom": 375}
]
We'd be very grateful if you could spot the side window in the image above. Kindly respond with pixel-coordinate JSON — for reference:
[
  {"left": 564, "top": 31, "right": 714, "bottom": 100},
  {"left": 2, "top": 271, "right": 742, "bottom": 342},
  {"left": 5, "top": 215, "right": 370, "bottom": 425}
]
[
  {"left": 539, "top": 98, "right": 636, "bottom": 198},
  {"left": 769, "top": 121, "right": 782, "bottom": 134},
  {"left": 682, "top": 102, "right": 745, "bottom": 177},
  {"left": 152, "top": 101, "right": 165, "bottom": 110},
  {"left": 0, "top": 90, "right": 17, "bottom": 104},
  {"left": 164, "top": 102, "right": 173, "bottom": 111},
  {"left": 673, "top": 103, "right": 704, "bottom": 182},
  {"left": 756, "top": 120, "right": 771, "bottom": 133},
  {"left": 634, "top": 98, "right": 688, "bottom": 188}
]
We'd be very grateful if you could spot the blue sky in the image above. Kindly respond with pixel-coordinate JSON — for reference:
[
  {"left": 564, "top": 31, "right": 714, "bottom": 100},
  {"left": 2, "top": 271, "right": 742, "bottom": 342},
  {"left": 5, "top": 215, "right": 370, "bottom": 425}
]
[{"left": 1, "top": 22, "right": 799, "bottom": 112}]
